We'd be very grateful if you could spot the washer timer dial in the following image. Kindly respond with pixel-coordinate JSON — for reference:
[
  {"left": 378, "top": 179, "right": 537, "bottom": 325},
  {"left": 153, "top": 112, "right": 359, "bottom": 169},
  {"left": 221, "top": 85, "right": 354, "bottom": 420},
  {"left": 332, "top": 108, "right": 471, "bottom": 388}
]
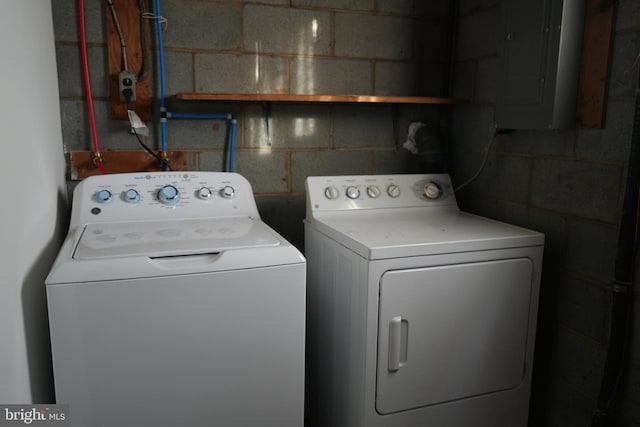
[{"left": 158, "top": 185, "right": 180, "bottom": 205}]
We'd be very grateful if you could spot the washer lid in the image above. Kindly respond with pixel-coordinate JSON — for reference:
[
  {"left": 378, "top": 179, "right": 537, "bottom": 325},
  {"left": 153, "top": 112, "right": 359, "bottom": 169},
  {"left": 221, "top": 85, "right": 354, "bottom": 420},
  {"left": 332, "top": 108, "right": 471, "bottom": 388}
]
[
  {"left": 308, "top": 208, "right": 544, "bottom": 259},
  {"left": 73, "top": 216, "right": 281, "bottom": 259}
]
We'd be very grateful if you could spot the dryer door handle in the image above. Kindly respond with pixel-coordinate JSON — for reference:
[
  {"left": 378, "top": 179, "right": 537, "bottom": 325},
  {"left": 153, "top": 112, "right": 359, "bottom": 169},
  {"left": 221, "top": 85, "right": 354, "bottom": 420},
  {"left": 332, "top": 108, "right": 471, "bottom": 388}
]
[{"left": 388, "top": 316, "right": 408, "bottom": 372}]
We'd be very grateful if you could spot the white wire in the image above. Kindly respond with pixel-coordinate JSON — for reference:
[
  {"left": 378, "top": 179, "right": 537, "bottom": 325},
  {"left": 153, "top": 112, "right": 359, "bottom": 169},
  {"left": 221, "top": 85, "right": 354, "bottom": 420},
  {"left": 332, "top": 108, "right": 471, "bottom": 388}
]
[
  {"left": 143, "top": 12, "right": 168, "bottom": 30},
  {"left": 454, "top": 132, "right": 497, "bottom": 193}
]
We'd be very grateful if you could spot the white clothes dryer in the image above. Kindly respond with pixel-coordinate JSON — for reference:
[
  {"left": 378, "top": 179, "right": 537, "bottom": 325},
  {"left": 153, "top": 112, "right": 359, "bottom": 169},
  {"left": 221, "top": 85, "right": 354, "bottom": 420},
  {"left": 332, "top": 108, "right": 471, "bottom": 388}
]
[
  {"left": 304, "top": 174, "right": 544, "bottom": 427},
  {"left": 46, "top": 172, "right": 305, "bottom": 427}
]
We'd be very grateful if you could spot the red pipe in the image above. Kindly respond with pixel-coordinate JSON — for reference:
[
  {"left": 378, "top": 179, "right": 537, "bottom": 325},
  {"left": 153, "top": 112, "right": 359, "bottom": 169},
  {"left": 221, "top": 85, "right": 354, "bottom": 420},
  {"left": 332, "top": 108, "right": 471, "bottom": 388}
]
[{"left": 78, "top": 0, "right": 107, "bottom": 174}]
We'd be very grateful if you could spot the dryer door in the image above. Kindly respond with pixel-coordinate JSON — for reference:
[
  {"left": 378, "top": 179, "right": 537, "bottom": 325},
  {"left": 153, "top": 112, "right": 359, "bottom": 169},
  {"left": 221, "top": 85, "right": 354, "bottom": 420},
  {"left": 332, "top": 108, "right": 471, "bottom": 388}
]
[{"left": 376, "top": 258, "right": 534, "bottom": 414}]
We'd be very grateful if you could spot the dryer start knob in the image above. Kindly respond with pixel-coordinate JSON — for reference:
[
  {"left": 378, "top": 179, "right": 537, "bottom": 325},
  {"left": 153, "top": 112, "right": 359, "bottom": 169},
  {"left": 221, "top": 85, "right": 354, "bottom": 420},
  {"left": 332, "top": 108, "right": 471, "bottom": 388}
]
[
  {"left": 387, "top": 184, "right": 401, "bottom": 198},
  {"left": 423, "top": 181, "right": 443, "bottom": 200},
  {"left": 158, "top": 185, "right": 180, "bottom": 205}
]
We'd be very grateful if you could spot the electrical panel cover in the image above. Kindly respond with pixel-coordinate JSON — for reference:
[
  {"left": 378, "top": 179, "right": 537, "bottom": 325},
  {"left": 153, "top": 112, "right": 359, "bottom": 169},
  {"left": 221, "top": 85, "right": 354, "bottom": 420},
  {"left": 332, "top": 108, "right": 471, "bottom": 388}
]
[{"left": 496, "top": 0, "right": 586, "bottom": 130}]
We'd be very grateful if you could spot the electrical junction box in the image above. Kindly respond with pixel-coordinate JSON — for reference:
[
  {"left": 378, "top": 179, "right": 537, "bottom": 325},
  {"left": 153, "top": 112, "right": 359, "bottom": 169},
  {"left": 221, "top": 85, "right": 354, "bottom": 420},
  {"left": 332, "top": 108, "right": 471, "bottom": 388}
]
[{"left": 496, "top": 0, "right": 586, "bottom": 130}]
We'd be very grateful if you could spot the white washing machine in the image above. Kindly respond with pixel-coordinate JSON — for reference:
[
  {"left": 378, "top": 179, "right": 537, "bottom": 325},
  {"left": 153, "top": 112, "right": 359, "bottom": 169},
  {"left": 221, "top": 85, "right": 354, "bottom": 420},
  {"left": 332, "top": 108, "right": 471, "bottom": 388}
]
[
  {"left": 46, "top": 172, "right": 305, "bottom": 427},
  {"left": 304, "top": 174, "right": 544, "bottom": 427}
]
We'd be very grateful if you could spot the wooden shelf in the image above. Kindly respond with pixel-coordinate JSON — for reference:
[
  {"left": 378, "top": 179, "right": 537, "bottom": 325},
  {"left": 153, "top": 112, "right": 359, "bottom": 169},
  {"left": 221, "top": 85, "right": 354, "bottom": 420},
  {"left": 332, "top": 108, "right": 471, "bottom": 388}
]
[{"left": 176, "top": 93, "right": 465, "bottom": 104}]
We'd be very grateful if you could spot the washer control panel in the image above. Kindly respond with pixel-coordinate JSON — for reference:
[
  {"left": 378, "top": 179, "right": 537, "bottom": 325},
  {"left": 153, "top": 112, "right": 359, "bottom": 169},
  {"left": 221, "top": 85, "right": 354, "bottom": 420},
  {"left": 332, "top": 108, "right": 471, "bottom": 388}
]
[
  {"left": 71, "top": 172, "right": 259, "bottom": 228},
  {"left": 306, "top": 174, "right": 457, "bottom": 213}
]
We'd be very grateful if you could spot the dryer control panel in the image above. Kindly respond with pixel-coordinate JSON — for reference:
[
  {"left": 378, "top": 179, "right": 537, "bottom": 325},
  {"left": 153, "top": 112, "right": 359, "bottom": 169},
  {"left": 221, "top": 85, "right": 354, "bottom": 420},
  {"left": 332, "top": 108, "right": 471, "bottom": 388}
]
[
  {"left": 306, "top": 174, "right": 457, "bottom": 214},
  {"left": 70, "top": 172, "right": 260, "bottom": 228}
]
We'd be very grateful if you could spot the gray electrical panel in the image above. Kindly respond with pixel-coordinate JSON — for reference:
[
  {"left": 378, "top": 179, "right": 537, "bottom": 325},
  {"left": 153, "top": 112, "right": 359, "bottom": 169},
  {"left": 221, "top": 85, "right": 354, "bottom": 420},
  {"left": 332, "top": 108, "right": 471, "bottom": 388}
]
[{"left": 496, "top": 0, "right": 586, "bottom": 130}]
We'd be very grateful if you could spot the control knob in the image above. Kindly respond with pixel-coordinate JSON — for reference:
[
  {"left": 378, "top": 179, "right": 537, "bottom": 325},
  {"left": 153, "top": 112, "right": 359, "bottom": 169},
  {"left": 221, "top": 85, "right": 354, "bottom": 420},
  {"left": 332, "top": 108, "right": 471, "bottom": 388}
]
[
  {"left": 346, "top": 186, "right": 360, "bottom": 200},
  {"left": 387, "top": 184, "right": 401, "bottom": 198},
  {"left": 124, "top": 189, "right": 140, "bottom": 203},
  {"left": 220, "top": 185, "right": 235, "bottom": 199},
  {"left": 366, "top": 185, "right": 381, "bottom": 198},
  {"left": 324, "top": 186, "right": 339, "bottom": 200},
  {"left": 96, "top": 189, "right": 112, "bottom": 204},
  {"left": 197, "top": 187, "right": 213, "bottom": 200},
  {"left": 423, "top": 181, "right": 443, "bottom": 200},
  {"left": 158, "top": 185, "right": 180, "bottom": 205}
]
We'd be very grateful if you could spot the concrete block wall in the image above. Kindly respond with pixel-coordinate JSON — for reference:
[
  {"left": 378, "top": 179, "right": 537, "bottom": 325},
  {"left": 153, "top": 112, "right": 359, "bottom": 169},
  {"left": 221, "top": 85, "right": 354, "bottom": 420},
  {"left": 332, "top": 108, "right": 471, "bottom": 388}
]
[
  {"left": 451, "top": 0, "right": 640, "bottom": 425},
  {"left": 52, "top": 0, "right": 452, "bottom": 248}
]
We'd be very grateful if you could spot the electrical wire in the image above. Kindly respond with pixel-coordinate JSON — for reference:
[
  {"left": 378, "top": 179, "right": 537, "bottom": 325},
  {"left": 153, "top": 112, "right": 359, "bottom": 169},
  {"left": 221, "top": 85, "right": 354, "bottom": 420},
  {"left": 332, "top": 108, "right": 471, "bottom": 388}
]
[
  {"left": 142, "top": 12, "right": 168, "bottom": 29},
  {"left": 131, "top": 126, "right": 172, "bottom": 171},
  {"left": 106, "top": 0, "right": 129, "bottom": 72},
  {"left": 107, "top": 0, "right": 149, "bottom": 80},
  {"left": 137, "top": 0, "right": 149, "bottom": 81},
  {"left": 454, "top": 131, "right": 497, "bottom": 192},
  {"left": 79, "top": 0, "right": 107, "bottom": 174},
  {"left": 623, "top": 51, "right": 640, "bottom": 79}
]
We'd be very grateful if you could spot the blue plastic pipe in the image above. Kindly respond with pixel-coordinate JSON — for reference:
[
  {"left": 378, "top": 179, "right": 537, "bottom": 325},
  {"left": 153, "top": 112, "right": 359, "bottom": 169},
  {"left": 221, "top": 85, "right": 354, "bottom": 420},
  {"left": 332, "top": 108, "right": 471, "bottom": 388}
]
[
  {"left": 154, "top": 0, "right": 236, "bottom": 172},
  {"left": 229, "top": 119, "right": 237, "bottom": 172},
  {"left": 155, "top": 0, "right": 168, "bottom": 170},
  {"left": 167, "top": 113, "right": 236, "bottom": 172},
  {"left": 155, "top": 0, "right": 166, "bottom": 114}
]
